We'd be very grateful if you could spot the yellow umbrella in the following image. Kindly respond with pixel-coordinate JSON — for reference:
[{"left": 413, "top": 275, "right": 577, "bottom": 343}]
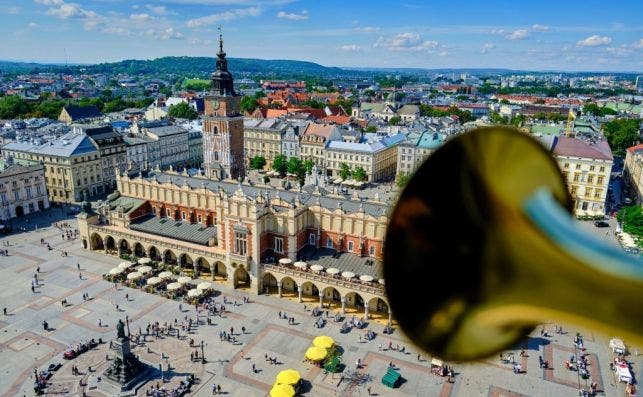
[
  {"left": 275, "top": 369, "right": 301, "bottom": 386},
  {"left": 305, "top": 346, "right": 327, "bottom": 361},
  {"left": 270, "top": 383, "right": 295, "bottom": 397},
  {"left": 313, "top": 335, "right": 334, "bottom": 349}
]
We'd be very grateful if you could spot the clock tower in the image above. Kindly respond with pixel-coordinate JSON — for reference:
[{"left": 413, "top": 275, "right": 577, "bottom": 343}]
[{"left": 203, "top": 30, "right": 245, "bottom": 180}]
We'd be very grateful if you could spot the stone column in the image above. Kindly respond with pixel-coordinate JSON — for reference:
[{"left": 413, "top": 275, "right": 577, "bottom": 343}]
[
  {"left": 210, "top": 264, "right": 215, "bottom": 281},
  {"left": 318, "top": 292, "right": 323, "bottom": 307},
  {"left": 388, "top": 310, "right": 392, "bottom": 324},
  {"left": 341, "top": 296, "right": 346, "bottom": 314},
  {"left": 298, "top": 289, "right": 303, "bottom": 303},
  {"left": 193, "top": 263, "right": 199, "bottom": 277},
  {"left": 277, "top": 281, "right": 282, "bottom": 298},
  {"left": 364, "top": 305, "right": 369, "bottom": 319}
]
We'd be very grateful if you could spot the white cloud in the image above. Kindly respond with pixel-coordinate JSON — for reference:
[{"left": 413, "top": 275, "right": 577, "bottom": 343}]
[
  {"left": 605, "top": 45, "right": 633, "bottom": 57},
  {"left": 186, "top": 7, "right": 261, "bottom": 28},
  {"left": 46, "top": 3, "right": 83, "bottom": 18},
  {"left": 531, "top": 24, "right": 549, "bottom": 32},
  {"left": 339, "top": 44, "right": 360, "bottom": 52},
  {"left": 354, "top": 26, "right": 380, "bottom": 33},
  {"left": 505, "top": 29, "right": 529, "bottom": 40},
  {"left": 35, "top": 0, "right": 64, "bottom": 5},
  {"left": 480, "top": 43, "right": 495, "bottom": 54},
  {"left": 490, "top": 28, "right": 505, "bottom": 35},
  {"left": 27, "top": 22, "right": 39, "bottom": 28},
  {"left": 374, "top": 32, "right": 438, "bottom": 52},
  {"left": 130, "top": 13, "right": 155, "bottom": 22},
  {"left": 4, "top": 6, "right": 20, "bottom": 14},
  {"left": 144, "top": 27, "right": 185, "bottom": 40},
  {"left": 576, "top": 35, "right": 612, "bottom": 47},
  {"left": 632, "top": 38, "right": 643, "bottom": 49},
  {"left": 145, "top": 4, "right": 169, "bottom": 15},
  {"left": 276, "top": 10, "right": 308, "bottom": 20},
  {"left": 189, "top": 38, "right": 213, "bottom": 46},
  {"left": 102, "top": 27, "right": 131, "bottom": 36}
]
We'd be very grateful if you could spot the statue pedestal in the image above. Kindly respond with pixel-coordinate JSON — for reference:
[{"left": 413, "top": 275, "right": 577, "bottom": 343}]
[{"left": 102, "top": 335, "right": 149, "bottom": 395}]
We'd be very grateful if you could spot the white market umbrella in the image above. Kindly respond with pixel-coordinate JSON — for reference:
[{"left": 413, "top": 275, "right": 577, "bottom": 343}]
[
  {"left": 359, "top": 275, "right": 374, "bottom": 282},
  {"left": 127, "top": 271, "right": 143, "bottom": 280},
  {"left": 166, "top": 282, "right": 182, "bottom": 291},
  {"left": 146, "top": 277, "right": 162, "bottom": 286},
  {"left": 378, "top": 279, "right": 385, "bottom": 285},
  {"left": 310, "top": 265, "right": 324, "bottom": 272},
  {"left": 326, "top": 268, "right": 340, "bottom": 275},
  {"left": 158, "top": 271, "right": 174, "bottom": 279},
  {"left": 279, "top": 258, "right": 292, "bottom": 265},
  {"left": 197, "top": 282, "right": 213, "bottom": 290},
  {"left": 177, "top": 276, "right": 192, "bottom": 284},
  {"left": 109, "top": 267, "right": 124, "bottom": 275},
  {"left": 341, "top": 271, "right": 355, "bottom": 279},
  {"left": 138, "top": 265, "right": 153, "bottom": 274},
  {"left": 187, "top": 288, "right": 202, "bottom": 298},
  {"left": 138, "top": 257, "right": 152, "bottom": 265},
  {"left": 118, "top": 261, "right": 134, "bottom": 270},
  {"left": 294, "top": 261, "right": 307, "bottom": 269},
  {"left": 333, "top": 178, "right": 343, "bottom": 184}
]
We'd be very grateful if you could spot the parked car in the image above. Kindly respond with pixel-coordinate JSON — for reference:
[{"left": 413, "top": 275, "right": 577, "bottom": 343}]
[{"left": 594, "top": 221, "right": 609, "bottom": 228}]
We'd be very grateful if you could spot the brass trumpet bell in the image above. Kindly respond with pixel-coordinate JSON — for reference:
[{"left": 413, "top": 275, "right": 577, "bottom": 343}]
[{"left": 384, "top": 127, "right": 643, "bottom": 362}]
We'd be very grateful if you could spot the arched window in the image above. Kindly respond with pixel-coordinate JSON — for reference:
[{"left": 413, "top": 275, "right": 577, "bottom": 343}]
[
  {"left": 213, "top": 126, "right": 218, "bottom": 134},
  {"left": 214, "top": 151, "right": 219, "bottom": 161}
]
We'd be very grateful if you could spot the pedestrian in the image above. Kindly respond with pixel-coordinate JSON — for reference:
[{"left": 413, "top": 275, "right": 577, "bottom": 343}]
[
  {"left": 242, "top": 326, "right": 246, "bottom": 334},
  {"left": 240, "top": 350, "right": 244, "bottom": 359},
  {"left": 2, "top": 307, "right": 6, "bottom": 315},
  {"left": 367, "top": 386, "right": 371, "bottom": 396},
  {"left": 77, "top": 263, "right": 80, "bottom": 270},
  {"left": 252, "top": 363, "right": 256, "bottom": 373},
  {"left": 78, "top": 272, "right": 82, "bottom": 280},
  {"left": 217, "top": 385, "right": 221, "bottom": 394},
  {"left": 98, "top": 319, "right": 102, "bottom": 327},
  {"left": 378, "top": 343, "right": 382, "bottom": 351},
  {"left": 125, "top": 293, "right": 129, "bottom": 301},
  {"left": 37, "top": 266, "right": 40, "bottom": 273},
  {"left": 212, "top": 383, "right": 217, "bottom": 395},
  {"left": 417, "top": 353, "right": 421, "bottom": 361}
]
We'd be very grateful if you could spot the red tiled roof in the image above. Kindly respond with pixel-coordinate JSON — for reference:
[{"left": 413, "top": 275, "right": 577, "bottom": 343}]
[
  {"left": 266, "top": 109, "right": 288, "bottom": 118},
  {"left": 320, "top": 115, "right": 352, "bottom": 125},
  {"left": 303, "top": 123, "right": 336, "bottom": 139},
  {"left": 626, "top": 144, "right": 643, "bottom": 153},
  {"left": 552, "top": 136, "right": 613, "bottom": 161}
]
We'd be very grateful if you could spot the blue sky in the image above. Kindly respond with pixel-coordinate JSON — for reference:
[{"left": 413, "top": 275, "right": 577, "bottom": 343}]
[{"left": 1, "top": 0, "right": 642, "bottom": 71}]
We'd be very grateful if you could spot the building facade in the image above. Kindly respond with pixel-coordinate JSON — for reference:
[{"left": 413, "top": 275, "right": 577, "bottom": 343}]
[
  {"left": 78, "top": 170, "right": 391, "bottom": 320},
  {"left": 281, "top": 125, "right": 301, "bottom": 159},
  {"left": 203, "top": 35, "right": 245, "bottom": 181},
  {"left": 243, "top": 118, "right": 288, "bottom": 168},
  {"left": 547, "top": 136, "right": 613, "bottom": 216},
  {"left": 624, "top": 144, "right": 643, "bottom": 205},
  {"left": 0, "top": 164, "right": 49, "bottom": 220},
  {"left": 396, "top": 131, "right": 446, "bottom": 178},
  {"left": 300, "top": 124, "right": 342, "bottom": 166},
  {"left": 143, "top": 125, "right": 190, "bottom": 170},
  {"left": 2, "top": 131, "right": 103, "bottom": 202},
  {"left": 324, "top": 135, "right": 403, "bottom": 182}
]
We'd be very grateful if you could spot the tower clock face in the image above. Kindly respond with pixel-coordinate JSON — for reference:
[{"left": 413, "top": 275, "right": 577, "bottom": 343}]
[{"left": 210, "top": 100, "right": 220, "bottom": 110}]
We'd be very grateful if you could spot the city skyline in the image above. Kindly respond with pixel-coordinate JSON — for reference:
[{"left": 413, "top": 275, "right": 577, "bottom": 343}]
[{"left": 0, "top": 0, "right": 642, "bottom": 72}]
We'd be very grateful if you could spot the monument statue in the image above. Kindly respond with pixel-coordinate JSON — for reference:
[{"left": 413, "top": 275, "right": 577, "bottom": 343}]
[{"left": 116, "top": 319, "right": 126, "bottom": 339}]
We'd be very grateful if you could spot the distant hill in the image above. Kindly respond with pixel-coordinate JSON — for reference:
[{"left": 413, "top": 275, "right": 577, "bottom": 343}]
[{"left": 0, "top": 57, "right": 349, "bottom": 77}]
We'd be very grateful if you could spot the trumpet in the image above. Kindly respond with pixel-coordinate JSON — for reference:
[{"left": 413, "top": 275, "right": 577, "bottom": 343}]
[{"left": 384, "top": 127, "right": 643, "bottom": 362}]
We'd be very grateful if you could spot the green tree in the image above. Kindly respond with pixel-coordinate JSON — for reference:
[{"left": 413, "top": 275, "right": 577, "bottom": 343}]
[
  {"left": 168, "top": 102, "right": 198, "bottom": 120},
  {"left": 249, "top": 156, "right": 266, "bottom": 170},
  {"left": 583, "top": 103, "right": 619, "bottom": 117},
  {"left": 0, "top": 95, "right": 32, "bottom": 119},
  {"left": 511, "top": 114, "right": 526, "bottom": 127},
  {"left": 352, "top": 167, "right": 367, "bottom": 182},
  {"left": 183, "top": 78, "right": 211, "bottom": 91},
  {"left": 272, "top": 154, "right": 287, "bottom": 176},
  {"left": 396, "top": 173, "right": 411, "bottom": 189},
  {"left": 286, "top": 157, "right": 302, "bottom": 174},
  {"left": 499, "top": 99, "right": 510, "bottom": 104},
  {"left": 617, "top": 205, "right": 643, "bottom": 242},
  {"left": 489, "top": 111, "right": 508, "bottom": 124},
  {"left": 240, "top": 96, "right": 258, "bottom": 114},
  {"left": 303, "top": 159, "right": 314, "bottom": 174},
  {"left": 603, "top": 118, "right": 641, "bottom": 157},
  {"left": 363, "top": 125, "right": 377, "bottom": 133},
  {"left": 388, "top": 116, "right": 401, "bottom": 126},
  {"left": 339, "top": 163, "right": 351, "bottom": 180},
  {"left": 34, "top": 99, "right": 66, "bottom": 119}
]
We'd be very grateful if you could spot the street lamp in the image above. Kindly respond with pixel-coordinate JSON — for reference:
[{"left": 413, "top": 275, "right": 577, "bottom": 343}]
[
  {"left": 200, "top": 340, "right": 205, "bottom": 363},
  {"left": 125, "top": 315, "right": 130, "bottom": 337}
]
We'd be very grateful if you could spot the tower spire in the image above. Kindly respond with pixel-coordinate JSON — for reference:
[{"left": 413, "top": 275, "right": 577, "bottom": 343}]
[{"left": 218, "top": 25, "right": 224, "bottom": 56}]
